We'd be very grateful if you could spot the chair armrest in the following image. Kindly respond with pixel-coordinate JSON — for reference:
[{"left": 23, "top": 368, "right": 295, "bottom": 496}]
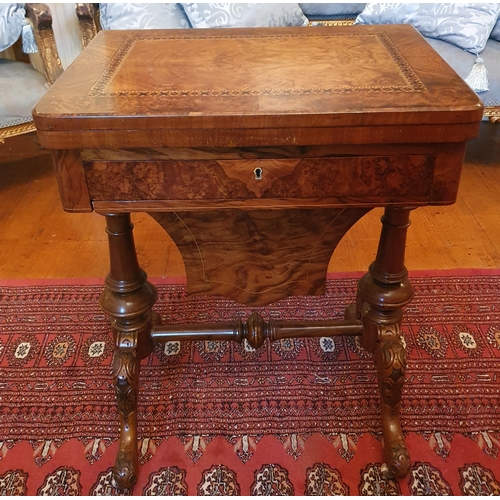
[
  {"left": 75, "top": 3, "right": 99, "bottom": 48},
  {"left": 76, "top": 3, "right": 99, "bottom": 48},
  {"left": 24, "top": 3, "right": 63, "bottom": 84}
]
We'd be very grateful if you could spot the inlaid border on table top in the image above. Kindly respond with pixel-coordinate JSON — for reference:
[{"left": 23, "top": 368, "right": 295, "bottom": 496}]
[{"left": 87, "top": 31, "right": 427, "bottom": 98}]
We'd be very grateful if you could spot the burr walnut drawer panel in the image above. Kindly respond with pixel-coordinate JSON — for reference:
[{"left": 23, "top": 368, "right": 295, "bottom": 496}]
[{"left": 83, "top": 156, "right": 435, "bottom": 202}]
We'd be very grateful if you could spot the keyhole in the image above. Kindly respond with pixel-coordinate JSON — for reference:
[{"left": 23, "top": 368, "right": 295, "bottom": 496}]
[{"left": 254, "top": 167, "right": 263, "bottom": 180}]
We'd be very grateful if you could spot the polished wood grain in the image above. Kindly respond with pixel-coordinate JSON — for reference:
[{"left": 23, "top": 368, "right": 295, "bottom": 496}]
[
  {"left": 33, "top": 25, "right": 482, "bottom": 134},
  {"left": 151, "top": 208, "right": 369, "bottom": 305},
  {"left": 58, "top": 140, "right": 468, "bottom": 215},
  {"left": 150, "top": 313, "right": 363, "bottom": 348},
  {"left": 29, "top": 25, "right": 485, "bottom": 488},
  {"left": 51, "top": 149, "right": 92, "bottom": 212},
  {"left": 84, "top": 155, "right": 434, "bottom": 203},
  {"left": 36, "top": 123, "right": 482, "bottom": 151}
]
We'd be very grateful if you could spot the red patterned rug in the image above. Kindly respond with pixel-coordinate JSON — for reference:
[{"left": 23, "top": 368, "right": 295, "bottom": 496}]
[{"left": 1, "top": 272, "right": 500, "bottom": 495}]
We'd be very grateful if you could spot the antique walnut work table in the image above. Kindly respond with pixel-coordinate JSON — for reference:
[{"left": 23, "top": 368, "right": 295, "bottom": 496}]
[{"left": 33, "top": 25, "right": 482, "bottom": 488}]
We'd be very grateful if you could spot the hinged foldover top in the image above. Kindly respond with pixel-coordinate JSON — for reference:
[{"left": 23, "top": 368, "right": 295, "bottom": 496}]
[{"left": 33, "top": 24, "right": 483, "bottom": 149}]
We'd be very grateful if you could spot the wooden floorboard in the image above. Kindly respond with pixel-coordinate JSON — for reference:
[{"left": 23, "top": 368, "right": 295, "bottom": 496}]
[{"left": 0, "top": 123, "right": 499, "bottom": 280}]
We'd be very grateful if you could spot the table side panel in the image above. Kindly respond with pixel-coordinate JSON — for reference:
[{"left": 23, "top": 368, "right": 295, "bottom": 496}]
[
  {"left": 51, "top": 149, "right": 92, "bottom": 212},
  {"left": 430, "top": 142, "right": 467, "bottom": 204},
  {"left": 150, "top": 207, "right": 370, "bottom": 306}
]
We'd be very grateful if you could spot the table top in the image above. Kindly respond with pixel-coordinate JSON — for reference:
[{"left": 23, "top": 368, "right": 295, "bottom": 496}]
[{"left": 33, "top": 24, "right": 482, "bottom": 149}]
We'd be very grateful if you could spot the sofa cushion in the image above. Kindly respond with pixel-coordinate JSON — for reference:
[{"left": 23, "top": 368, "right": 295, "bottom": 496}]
[
  {"left": 181, "top": 3, "right": 308, "bottom": 28},
  {"left": 0, "top": 59, "right": 47, "bottom": 129},
  {"left": 490, "top": 17, "right": 500, "bottom": 41},
  {"left": 99, "top": 3, "right": 191, "bottom": 30},
  {"left": 0, "top": 3, "right": 25, "bottom": 52},
  {"left": 426, "top": 37, "right": 500, "bottom": 107},
  {"left": 355, "top": 3, "right": 500, "bottom": 53}
]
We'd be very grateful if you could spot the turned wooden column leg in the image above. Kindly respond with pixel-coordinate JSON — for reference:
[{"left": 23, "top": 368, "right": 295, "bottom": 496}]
[
  {"left": 357, "top": 207, "right": 415, "bottom": 479},
  {"left": 98, "top": 213, "right": 157, "bottom": 489}
]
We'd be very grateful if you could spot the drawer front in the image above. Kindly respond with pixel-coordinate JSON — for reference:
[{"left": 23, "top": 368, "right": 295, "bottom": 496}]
[{"left": 84, "top": 155, "right": 434, "bottom": 203}]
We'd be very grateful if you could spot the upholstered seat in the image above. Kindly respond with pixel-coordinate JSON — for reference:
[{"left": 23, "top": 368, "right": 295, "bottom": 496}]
[
  {"left": 0, "top": 3, "right": 63, "bottom": 159},
  {"left": 0, "top": 58, "right": 47, "bottom": 134}
]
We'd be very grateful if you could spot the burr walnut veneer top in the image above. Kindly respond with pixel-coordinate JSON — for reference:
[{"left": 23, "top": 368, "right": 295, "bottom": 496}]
[{"left": 33, "top": 25, "right": 482, "bottom": 149}]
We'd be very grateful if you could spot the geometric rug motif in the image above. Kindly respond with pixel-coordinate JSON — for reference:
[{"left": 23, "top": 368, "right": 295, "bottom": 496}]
[{"left": 0, "top": 272, "right": 499, "bottom": 494}]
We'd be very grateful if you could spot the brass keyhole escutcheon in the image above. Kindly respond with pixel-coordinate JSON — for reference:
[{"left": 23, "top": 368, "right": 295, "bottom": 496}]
[{"left": 254, "top": 167, "right": 263, "bottom": 180}]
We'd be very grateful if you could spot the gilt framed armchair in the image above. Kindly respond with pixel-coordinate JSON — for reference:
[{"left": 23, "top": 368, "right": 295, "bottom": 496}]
[{"left": 0, "top": 3, "right": 63, "bottom": 162}]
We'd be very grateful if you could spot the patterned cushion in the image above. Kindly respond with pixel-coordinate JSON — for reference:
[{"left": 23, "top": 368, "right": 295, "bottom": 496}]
[
  {"left": 0, "top": 59, "right": 47, "bottom": 129},
  {"left": 355, "top": 3, "right": 500, "bottom": 53},
  {"left": 99, "top": 3, "right": 191, "bottom": 30},
  {"left": 0, "top": 3, "right": 25, "bottom": 52},
  {"left": 180, "top": 3, "right": 308, "bottom": 28}
]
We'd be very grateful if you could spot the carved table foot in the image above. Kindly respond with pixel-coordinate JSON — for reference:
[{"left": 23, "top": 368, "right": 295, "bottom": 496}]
[
  {"left": 112, "top": 331, "right": 140, "bottom": 489},
  {"left": 375, "top": 325, "right": 410, "bottom": 479}
]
